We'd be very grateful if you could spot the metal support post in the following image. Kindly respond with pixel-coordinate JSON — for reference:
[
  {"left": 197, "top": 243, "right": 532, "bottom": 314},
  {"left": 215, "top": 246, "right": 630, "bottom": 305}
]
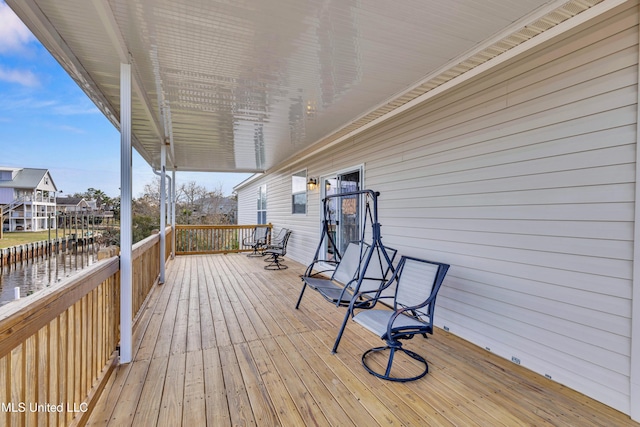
[{"left": 119, "top": 62, "right": 133, "bottom": 364}]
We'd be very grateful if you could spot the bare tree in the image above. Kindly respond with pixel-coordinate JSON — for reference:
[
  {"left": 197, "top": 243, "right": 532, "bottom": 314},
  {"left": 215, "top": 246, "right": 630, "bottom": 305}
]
[
  {"left": 141, "top": 177, "right": 162, "bottom": 202},
  {"left": 175, "top": 181, "right": 234, "bottom": 224},
  {"left": 176, "top": 181, "right": 206, "bottom": 224}
]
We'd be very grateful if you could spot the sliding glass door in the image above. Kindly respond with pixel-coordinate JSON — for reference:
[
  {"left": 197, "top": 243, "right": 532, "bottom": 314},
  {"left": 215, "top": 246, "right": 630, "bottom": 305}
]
[{"left": 321, "top": 168, "right": 362, "bottom": 261}]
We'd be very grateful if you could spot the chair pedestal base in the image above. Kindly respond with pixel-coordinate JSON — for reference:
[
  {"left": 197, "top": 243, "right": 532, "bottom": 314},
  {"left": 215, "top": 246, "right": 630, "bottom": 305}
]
[
  {"left": 362, "top": 345, "right": 428, "bottom": 382},
  {"left": 264, "top": 258, "right": 288, "bottom": 270},
  {"left": 246, "top": 250, "right": 264, "bottom": 257}
]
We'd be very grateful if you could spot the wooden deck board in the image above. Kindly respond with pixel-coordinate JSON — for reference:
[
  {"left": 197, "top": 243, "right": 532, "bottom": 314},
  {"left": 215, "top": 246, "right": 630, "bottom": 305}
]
[
  {"left": 234, "top": 342, "right": 281, "bottom": 427},
  {"left": 201, "top": 347, "right": 231, "bottom": 427},
  {"left": 218, "top": 345, "right": 257, "bottom": 426},
  {"left": 131, "top": 356, "right": 167, "bottom": 426},
  {"left": 285, "top": 332, "right": 379, "bottom": 427},
  {"left": 261, "top": 338, "right": 332, "bottom": 427},
  {"left": 273, "top": 334, "right": 357, "bottom": 427},
  {"left": 86, "top": 254, "right": 639, "bottom": 427},
  {"left": 247, "top": 339, "right": 307, "bottom": 426},
  {"left": 183, "top": 351, "right": 206, "bottom": 425},
  {"left": 157, "top": 352, "right": 186, "bottom": 427}
]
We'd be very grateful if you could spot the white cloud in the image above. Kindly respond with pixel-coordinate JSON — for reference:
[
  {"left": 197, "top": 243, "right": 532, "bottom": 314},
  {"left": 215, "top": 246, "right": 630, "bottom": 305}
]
[
  {"left": 0, "top": 95, "right": 99, "bottom": 115},
  {"left": 53, "top": 124, "right": 86, "bottom": 134},
  {"left": 0, "top": 2, "right": 35, "bottom": 53},
  {"left": 53, "top": 102, "right": 100, "bottom": 115},
  {"left": 0, "top": 96, "right": 53, "bottom": 112},
  {"left": 0, "top": 66, "right": 39, "bottom": 86}
]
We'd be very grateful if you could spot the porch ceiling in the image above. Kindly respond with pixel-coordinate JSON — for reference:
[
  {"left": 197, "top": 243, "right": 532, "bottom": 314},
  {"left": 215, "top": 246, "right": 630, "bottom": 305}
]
[{"left": 8, "top": 0, "right": 601, "bottom": 173}]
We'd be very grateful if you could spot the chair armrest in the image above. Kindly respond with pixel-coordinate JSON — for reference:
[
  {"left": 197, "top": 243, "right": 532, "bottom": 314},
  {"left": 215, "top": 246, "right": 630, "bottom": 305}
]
[
  {"left": 382, "top": 305, "right": 434, "bottom": 340},
  {"left": 348, "top": 291, "right": 393, "bottom": 316},
  {"left": 381, "top": 292, "right": 439, "bottom": 338},
  {"left": 302, "top": 260, "right": 337, "bottom": 279},
  {"left": 304, "top": 268, "right": 335, "bottom": 278}
]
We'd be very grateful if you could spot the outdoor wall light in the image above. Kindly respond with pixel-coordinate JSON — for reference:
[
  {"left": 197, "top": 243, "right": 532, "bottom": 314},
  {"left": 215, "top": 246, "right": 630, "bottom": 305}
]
[{"left": 307, "top": 177, "right": 317, "bottom": 191}]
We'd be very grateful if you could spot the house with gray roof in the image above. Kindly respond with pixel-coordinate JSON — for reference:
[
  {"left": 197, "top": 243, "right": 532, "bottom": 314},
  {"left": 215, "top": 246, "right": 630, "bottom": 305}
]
[
  {"left": 56, "top": 196, "right": 89, "bottom": 213},
  {"left": 0, "top": 166, "right": 58, "bottom": 232}
]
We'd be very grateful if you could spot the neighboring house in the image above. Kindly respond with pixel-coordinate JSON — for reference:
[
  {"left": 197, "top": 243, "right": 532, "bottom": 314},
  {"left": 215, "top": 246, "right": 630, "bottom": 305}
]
[
  {"left": 56, "top": 196, "right": 90, "bottom": 213},
  {"left": 57, "top": 196, "right": 114, "bottom": 226},
  {"left": 235, "top": 4, "right": 637, "bottom": 418},
  {"left": 0, "top": 167, "right": 58, "bottom": 232},
  {"left": 87, "top": 198, "right": 115, "bottom": 223},
  {"left": 218, "top": 197, "right": 237, "bottom": 224},
  {"left": 186, "top": 195, "right": 237, "bottom": 224}
]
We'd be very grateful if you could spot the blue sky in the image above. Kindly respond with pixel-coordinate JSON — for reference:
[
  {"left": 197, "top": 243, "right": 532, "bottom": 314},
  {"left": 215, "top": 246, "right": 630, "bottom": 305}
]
[{"left": 0, "top": 1, "right": 251, "bottom": 198}]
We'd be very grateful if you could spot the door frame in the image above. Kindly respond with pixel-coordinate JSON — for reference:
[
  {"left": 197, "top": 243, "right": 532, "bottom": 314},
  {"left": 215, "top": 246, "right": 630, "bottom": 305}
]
[{"left": 319, "top": 164, "right": 364, "bottom": 263}]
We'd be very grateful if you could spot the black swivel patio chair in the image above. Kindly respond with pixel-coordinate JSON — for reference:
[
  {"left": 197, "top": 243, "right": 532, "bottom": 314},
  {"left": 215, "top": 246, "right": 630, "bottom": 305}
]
[
  {"left": 264, "top": 228, "right": 290, "bottom": 262},
  {"left": 264, "top": 230, "right": 292, "bottom": 270},
  {"left": 243, "top": 225, "right": 269, "bottom": 257},
  {"left": 349, "top": 255, "right": 450, "bottom": 382}
]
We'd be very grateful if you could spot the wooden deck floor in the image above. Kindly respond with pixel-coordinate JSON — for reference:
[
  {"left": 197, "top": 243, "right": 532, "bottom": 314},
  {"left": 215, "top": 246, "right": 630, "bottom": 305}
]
[{"left": 86, "top": 254, "right": 637, "bottom": 426}]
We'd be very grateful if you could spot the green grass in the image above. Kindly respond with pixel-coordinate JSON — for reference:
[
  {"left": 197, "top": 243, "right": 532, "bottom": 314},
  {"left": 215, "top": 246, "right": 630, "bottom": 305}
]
[{"left": 0, "top": 231, "right": 75, "bottom": 249}]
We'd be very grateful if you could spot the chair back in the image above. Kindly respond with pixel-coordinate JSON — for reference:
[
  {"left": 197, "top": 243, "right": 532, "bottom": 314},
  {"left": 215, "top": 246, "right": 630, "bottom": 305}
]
[
  {"left": 332, "top": 242, "right": 365, "bottom": 284},
  {"left": 255, "top": 226, "right": 269, "bottom": 243},
  {"left": 271, "top": 228, "right": 289, "bottom": 246},
  {"left": 354, "top": 244, "right": 397, "bottom": 294},
  {"left": 278, "top": 230, "right": 292, "bottom": 255},
  {"left": 393, "top": 256, "right": 449, "bottom": 318}
]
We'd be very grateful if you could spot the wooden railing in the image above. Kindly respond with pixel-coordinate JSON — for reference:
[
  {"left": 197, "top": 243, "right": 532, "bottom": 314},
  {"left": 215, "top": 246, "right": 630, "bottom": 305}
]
[
  {"left": 0, "top": 258, "right": 120, "bottom": 427},
  {"left": 175, "top": 224, "right": 272, "bottom": 255},
  {"left": 0, "top": 227, "right": 171, "bottom": 426},
  {"left": 165, "top": 227, "right": 173, "bottom": 261},
  {"left": 132, "top": 234, "right": 160, "bottom": 317}
]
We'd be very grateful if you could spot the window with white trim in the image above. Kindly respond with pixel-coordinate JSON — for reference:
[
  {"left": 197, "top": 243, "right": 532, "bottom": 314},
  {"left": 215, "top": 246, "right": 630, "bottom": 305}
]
[
  {"left": 291, "top": 170, "right": 307, "bottom": 214},
  {"left": 257, "top": 184, "right": 267, "bottom": 224}
]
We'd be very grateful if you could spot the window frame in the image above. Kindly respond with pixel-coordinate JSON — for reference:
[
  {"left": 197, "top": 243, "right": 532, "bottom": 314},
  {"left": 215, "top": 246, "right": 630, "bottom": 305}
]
[
  {"left": 291, "top": 169, "right": 307, "bottom": 215},
  {"left": 257, "top": 184, "right": 267, "bottom": 224}
]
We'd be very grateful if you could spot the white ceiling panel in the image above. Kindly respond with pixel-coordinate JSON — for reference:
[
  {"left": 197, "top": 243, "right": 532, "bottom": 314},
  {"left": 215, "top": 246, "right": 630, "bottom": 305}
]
[{"left": 8, "top": 0, "right": 602, "bottom": 172}]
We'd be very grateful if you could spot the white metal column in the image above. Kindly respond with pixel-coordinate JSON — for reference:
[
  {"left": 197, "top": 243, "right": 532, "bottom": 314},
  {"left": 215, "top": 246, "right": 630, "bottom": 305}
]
[
  {"left": 171, "top": 169, "right": 176, "bottom": 259},
  {"left": 165, "top": 173, "right": 172, "bottom": 259},
  {"left": 159, "top": 144, "right": 166, "bottom": 284},
  {"left": 119, "top": 62, "right": 133, "bottom": 364}
]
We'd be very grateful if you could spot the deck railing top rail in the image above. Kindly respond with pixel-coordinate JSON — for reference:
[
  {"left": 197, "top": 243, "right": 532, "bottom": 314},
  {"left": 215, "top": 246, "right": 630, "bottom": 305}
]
[{"left": 175, "top": 223, "right": 272, "bottom": 255}]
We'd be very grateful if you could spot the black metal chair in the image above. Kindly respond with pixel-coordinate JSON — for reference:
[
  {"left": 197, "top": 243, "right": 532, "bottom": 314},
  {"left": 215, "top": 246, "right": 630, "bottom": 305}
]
[
  {"left": 349, "top": 255, "right": 450, "bottom": 382},
  {"left": 264, "top": 230, "right": 292, "bottom": 270},
  {"left": 263, "top": 228, "right": 290, "bottom": 262},
  {"left": 243, "top": 225, "right": 269, "bottom": 257}
]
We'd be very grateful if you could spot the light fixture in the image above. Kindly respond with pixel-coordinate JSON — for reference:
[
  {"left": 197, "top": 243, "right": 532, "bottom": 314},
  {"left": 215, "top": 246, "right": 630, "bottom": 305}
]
[{"left": 307, "top": 177, "right": 317, "bottom": 191}]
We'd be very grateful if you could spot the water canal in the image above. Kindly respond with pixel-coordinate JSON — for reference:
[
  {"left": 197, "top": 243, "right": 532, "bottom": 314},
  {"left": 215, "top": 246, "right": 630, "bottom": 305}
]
[{"left": 0, "top": 244, "right": 101, "bottom": 307}]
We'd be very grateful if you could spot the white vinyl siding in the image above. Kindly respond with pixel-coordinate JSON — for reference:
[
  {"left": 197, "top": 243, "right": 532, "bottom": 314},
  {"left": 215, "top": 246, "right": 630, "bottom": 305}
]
[
  {"left": 235, "top": 3, "right": 637, "bottom": 415},
  {"left": 369, "top": 7, "right": 637, "bottom": 414},
  {"left": 0, "top": 188, "right": 13, "bottom": 204},
  {"left": 237, "top": 181, "right": 260, "bottom": 225}
]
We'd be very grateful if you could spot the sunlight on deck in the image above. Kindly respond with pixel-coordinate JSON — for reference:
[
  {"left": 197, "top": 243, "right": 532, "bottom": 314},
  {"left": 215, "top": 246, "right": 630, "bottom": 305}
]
[{"left": 86, "top": 254, "right": 637, "bottom": 426}]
